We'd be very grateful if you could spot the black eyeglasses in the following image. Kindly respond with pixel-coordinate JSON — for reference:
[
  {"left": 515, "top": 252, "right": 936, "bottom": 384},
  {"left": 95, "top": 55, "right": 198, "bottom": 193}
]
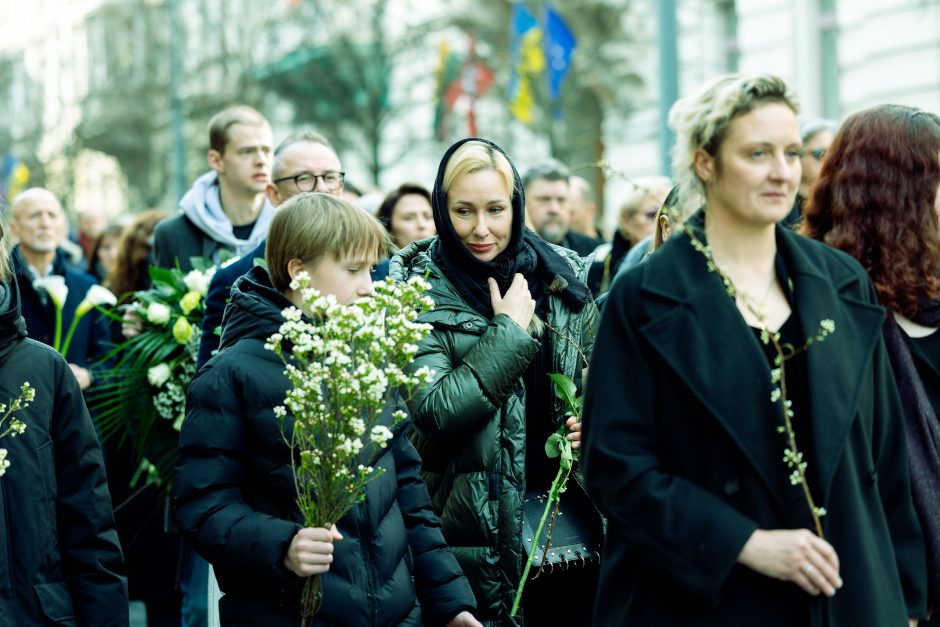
[{"left": 272, "top": 171, "right": 345, "bottom": 192}]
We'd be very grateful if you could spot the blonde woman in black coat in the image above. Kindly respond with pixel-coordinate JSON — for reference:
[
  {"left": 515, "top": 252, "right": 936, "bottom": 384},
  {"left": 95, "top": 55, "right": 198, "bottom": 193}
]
[{"left": 582, "top": 74, "right": 927, "bottom": 626}]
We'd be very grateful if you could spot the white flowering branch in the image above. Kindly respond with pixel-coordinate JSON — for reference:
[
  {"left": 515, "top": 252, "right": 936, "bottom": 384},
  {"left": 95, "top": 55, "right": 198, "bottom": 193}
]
[
  {"left": 266, "top": 274, "right": 435, "bottom": 626},
  {"left": 0, "top": 382, "right": 35, "bottom": 477},
  {"left": 687, "top": 228, "right": 834, "bottom": 538}
]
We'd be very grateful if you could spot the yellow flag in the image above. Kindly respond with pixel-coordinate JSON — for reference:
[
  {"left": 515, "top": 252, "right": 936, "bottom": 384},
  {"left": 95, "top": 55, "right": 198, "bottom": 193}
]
[{"left": 8, "top": 162, "right": 29, "bottom": 199}]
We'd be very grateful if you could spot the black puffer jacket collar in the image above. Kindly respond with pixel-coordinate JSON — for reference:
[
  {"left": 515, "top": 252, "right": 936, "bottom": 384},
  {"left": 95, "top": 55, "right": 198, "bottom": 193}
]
[{"left": 219, "top": 265, "right": 295, "bottom": 352}]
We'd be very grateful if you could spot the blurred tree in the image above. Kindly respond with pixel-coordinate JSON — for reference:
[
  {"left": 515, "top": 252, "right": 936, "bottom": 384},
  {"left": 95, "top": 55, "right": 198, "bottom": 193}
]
[
  {"left": 253, "top": 0, "right": 397, "bottom": 186},
  {"left": 0, "top": 52, "right": 46, "bottom": 202},
  {"left": 74, "top": 0, "right": 171, "bottom": 209}
]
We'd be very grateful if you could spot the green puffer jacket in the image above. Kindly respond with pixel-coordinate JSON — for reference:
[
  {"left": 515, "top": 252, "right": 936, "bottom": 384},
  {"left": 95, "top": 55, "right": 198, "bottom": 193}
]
[{"left": 390, "top": 238, "right": 599, "bottom": 626}]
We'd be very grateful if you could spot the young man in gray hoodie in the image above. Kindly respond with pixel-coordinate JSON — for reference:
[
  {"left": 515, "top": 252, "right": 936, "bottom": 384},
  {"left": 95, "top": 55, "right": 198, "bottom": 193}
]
[{"left": 154, "top": 105, "right": 276, "bottom": 272}]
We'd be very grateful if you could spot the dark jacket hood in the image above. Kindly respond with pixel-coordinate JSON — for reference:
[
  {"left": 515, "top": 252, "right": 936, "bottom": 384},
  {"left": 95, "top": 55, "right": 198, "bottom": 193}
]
[
  {"left": 218, "top": 265, "right": 295, "bottom": 352},
  {"left": 0, "top": 279, "right": 27, "bottom": 363}
]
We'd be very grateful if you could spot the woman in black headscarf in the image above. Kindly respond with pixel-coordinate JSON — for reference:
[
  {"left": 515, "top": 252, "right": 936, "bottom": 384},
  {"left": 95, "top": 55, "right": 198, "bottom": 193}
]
[{"left": 390, "top": 138, "right": 601, "bottom": 626}]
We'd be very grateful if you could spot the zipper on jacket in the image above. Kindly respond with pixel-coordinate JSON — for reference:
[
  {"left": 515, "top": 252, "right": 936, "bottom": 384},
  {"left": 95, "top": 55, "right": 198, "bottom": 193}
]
[{"left": 356, "top": 502, "right": 378, "bottom": 626}]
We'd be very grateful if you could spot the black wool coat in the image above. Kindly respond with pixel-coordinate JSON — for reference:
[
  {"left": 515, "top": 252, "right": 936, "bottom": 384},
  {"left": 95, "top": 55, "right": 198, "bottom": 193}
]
[
  {"left": 582, "top": 221, "right": 928, "bottom": 626},
  {"left": 172, "top": 266, "right": 475, "bottom": 627},
  {"left": 0, "top": 281, "right": 128, "bottom": 626}
]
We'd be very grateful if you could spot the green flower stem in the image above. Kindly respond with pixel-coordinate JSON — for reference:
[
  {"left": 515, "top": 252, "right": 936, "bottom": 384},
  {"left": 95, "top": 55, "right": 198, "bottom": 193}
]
[
  {"left": 767, "top": 332, "right": 825, "bottom": 538},
  {"left": 59, "top": 311, "right": 86, "bottom": 358},
  {"left": 683, "top": 221, "right": 830, "bottom": 540},
  {"left": 52, "top": 304, "right": 63, "bottom": 354},
  {"left": 510, "top": 462, "right": 571, "bottom": 617}
]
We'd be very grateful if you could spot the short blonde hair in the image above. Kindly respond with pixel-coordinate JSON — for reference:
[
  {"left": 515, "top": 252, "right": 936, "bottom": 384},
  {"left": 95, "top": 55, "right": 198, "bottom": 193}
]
[
  {"left": 442, "top": 140, "right": 515, "bottom": 200},
  {"left": 669, "top": 74, "right": 799, "bottom": 214},
  {"left": 266, "top": 192, "right": 389, "bottom": 292}
]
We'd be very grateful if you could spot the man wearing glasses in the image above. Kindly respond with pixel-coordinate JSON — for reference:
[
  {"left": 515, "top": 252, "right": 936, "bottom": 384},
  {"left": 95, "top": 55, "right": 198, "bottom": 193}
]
[
  {"left": 196, "top": 131, "right": 390, "bottom": 368},
  {"left": 183, "top": 131, "right": 354, "bottom": 627},
  {"left": 154, "top": 105, "right": 276, "bottom": 272}
]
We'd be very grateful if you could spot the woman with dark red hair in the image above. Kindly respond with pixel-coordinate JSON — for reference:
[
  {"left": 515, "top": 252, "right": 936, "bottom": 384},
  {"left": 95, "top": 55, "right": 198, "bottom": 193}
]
[{"left": 802, "top": 104, "right": 940, "bottom": 622}]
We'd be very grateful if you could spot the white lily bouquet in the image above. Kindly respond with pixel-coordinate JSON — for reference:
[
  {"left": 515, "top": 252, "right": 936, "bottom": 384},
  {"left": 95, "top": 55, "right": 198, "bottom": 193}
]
[
  {"left": 90, "top": 262, "right": 215, "bottom": 491},
  {"left": 265, "top": 274, "right": 434, "bottom": 626},
  {"left": 32, "top": 275, "right": 117, "bottom": 356},
  {"left": 0, "top": 382, "right": 35, "bottom": 477}
]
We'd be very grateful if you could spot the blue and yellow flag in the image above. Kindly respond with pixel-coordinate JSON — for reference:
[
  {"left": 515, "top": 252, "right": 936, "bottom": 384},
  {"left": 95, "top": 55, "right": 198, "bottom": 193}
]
[
  {"left": 545, "top": 6, "right": 576, "bottom": 102},
  {"left": 509, "top": 3, "right": 577, "bottom": 125},
  {"left": 509, "top": 3, "right": 544, "bottom": 125},
  {"left": 1, "top": 155, "right": 29, "bottom": 208}
]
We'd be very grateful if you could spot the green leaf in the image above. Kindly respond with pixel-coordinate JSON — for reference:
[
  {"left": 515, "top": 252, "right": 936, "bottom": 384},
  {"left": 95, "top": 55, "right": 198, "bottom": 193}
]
[
  {"left": 548, "top": 373, "right": 579, "bottom": 417},
  {"left": 189, "top": 257, "right": 215, "bottom": 273},
  {"left": 147, "top": 266, "right": 179, "bottom": 288},
  {"left": 545, "top": 432, "right": 564, "bottom": 458}
]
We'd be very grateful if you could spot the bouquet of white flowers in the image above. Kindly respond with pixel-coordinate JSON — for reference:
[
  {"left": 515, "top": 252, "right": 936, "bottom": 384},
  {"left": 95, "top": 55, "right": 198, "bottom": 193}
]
[
  {"left": 90, "top": 262, "right": 215, "bottom": 491},
  {"left": 265, "top": 273, "right": 434, "bottom": 626}
]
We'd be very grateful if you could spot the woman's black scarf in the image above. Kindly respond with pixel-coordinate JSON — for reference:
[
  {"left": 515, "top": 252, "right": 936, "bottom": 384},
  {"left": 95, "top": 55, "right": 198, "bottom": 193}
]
[
  {"left": 882, "top": 295, "right": 940, "bottom": 608},
  {"left": 429, "top": 137, "right": 589, "bottom": 321}
]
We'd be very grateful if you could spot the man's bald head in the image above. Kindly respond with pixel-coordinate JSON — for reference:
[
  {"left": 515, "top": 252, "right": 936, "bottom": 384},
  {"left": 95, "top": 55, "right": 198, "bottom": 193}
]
[
  {"left": 11, "top": 188, "right": 61, "bottom": 218},
  {"left": 9, "top": 187, "right": 67, "bottom": 255}
]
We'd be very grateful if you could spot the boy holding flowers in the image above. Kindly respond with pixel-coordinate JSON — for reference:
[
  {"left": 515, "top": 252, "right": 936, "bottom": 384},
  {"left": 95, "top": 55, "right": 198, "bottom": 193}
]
[{"left": 173, "top": 192, "right": 480, "bottom": 626}]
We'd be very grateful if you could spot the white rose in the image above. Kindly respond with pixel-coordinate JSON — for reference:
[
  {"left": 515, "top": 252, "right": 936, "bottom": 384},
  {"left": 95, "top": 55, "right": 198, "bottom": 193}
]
[
  {"left": 146, "top": 302, "right": 171, "bottom": 325},
  {"left": 147, "top": 363, "right": 172, "bottom": 388},
  {"left": 183, "top": 269, "right": 212, "bottom": 297}
]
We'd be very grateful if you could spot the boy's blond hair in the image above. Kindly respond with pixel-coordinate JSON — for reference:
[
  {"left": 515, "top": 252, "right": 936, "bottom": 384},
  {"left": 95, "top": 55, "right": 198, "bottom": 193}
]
[{"left": 266, "top": 192, "right": 389, "bottom": 292}]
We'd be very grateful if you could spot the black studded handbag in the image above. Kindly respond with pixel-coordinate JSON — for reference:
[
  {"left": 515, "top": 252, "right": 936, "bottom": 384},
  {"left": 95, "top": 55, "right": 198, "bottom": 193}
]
[{"left": 521, "top": 478, "right": 603, "bottom": 577}]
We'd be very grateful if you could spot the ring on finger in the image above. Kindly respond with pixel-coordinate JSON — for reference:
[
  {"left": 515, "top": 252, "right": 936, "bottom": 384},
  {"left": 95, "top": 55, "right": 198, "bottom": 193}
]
[{"left": 802, "top": 564, "right": 814, "bottom": 575}]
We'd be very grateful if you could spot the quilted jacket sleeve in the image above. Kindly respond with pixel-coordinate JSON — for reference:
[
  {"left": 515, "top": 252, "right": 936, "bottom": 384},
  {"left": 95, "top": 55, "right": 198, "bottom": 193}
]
[{"left": 408, "top": 314, "right": 539, "bottom": 439}]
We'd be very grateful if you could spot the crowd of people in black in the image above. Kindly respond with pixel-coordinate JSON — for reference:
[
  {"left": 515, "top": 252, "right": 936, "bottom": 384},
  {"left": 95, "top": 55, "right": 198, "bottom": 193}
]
[{"left": 1, "top": 72, "right": 938, "bottom": 627}]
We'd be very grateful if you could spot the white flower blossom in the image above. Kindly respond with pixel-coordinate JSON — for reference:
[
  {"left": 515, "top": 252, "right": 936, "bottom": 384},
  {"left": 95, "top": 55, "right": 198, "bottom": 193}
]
[
  {"left": 147, "top": 363, "right": 172, "bottom": 388},
  {"left": 76, "top": 284, "right": 118, "bottom": 317},
  {"left": 370, "top": 425, "right": 394, "bottom": 448},
  {"left": 183, "top": 269, "right": 213, "bottom": 296},
  {"left": 146, "top": 302, "right": 171, "bottom": 325},
  {"left": 33, "top": 275, "right": 68, "bottom": 308}
]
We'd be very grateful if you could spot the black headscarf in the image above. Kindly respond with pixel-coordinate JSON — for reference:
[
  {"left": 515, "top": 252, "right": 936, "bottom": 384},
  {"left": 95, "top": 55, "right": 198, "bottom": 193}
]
[{"left": 429, "top": 137, "right": 589, "bottom": 320}]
